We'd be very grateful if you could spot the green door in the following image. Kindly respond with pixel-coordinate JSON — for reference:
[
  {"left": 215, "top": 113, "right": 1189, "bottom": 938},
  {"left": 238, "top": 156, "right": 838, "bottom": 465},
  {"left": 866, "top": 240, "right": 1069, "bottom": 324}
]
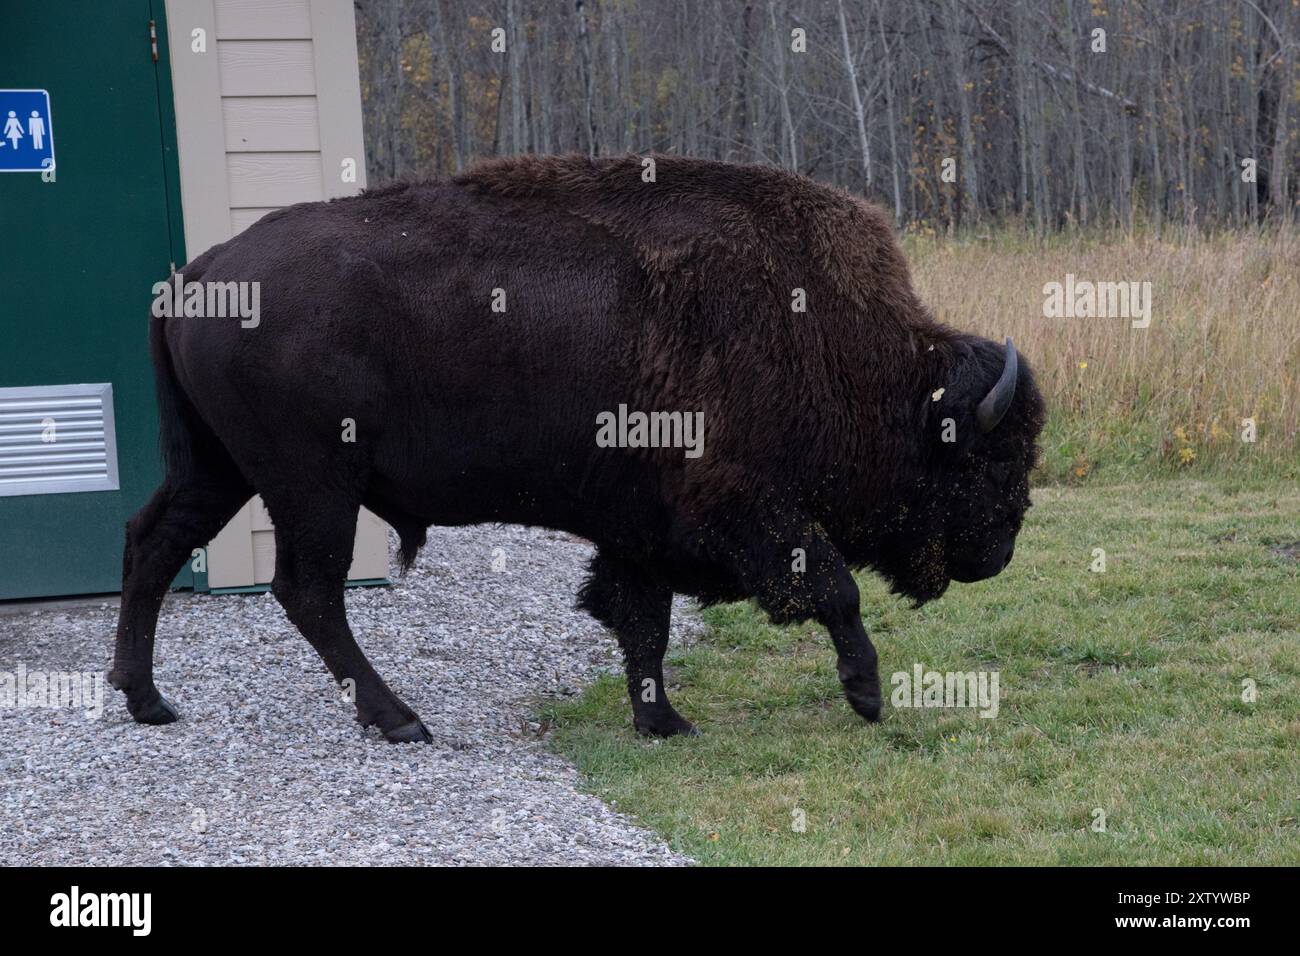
[{"left": 0, "top": 1, "right": 187, "bottom": 599}]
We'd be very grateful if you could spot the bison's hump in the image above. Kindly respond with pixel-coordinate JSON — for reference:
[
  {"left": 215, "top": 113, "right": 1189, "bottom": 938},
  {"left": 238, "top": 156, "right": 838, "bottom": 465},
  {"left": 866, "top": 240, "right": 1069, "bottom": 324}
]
[{"left": 450, "top": 154, "right": 905, "bottom": 310}]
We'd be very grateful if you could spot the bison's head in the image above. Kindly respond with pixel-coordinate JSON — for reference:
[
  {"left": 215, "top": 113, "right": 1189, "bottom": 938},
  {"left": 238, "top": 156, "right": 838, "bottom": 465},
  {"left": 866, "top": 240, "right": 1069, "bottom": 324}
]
[{"left": 875, "top": 336, "right": 1046, "bottom": 605}]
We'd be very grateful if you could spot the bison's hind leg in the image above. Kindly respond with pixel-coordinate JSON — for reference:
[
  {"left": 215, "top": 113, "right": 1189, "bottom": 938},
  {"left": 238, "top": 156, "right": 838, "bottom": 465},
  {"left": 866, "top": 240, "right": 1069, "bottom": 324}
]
[
  {"left": 110, "top": 464, "right": 252, "bottom": 724},
  {"left": 578, "top": 551, "right": 697, "bottom": 738},
  {"left": 261, "top": 488, "right": 431, "bottom": 744}
]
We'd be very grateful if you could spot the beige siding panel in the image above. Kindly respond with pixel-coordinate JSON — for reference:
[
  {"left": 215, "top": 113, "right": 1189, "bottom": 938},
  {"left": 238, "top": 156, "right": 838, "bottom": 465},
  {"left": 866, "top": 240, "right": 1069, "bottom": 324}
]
[
  {"left": 227, "top": 153, "right": 324, "bottom": 207},
  {"left": 309, "top": 0, "right": 368, "bottom": 197},
  {"left": 218, "top": 40, "right": 316, "bottom": 96},
  {"left": 223, "top": 96, "right": 321, "bottom": 152},
  {"left": 212, "top": 502, "right": 389, "bottom": 586},
  {"left": 165, "top": 0, "right": 231, "bottom": 261},
  {"left": 349, "top": 510, "right": 390, "bottom": 580},
  {"left": 204, "top": 501, "right": 253, "bottom": 589},
  {"left": 229, "top": 207, "right": 278, "bottom": 235},
  {"left": 211, "top": 503, "right": 389, "bottom": 586},
  {"left": 248, "top": 498, "right": 276, "bottom": 581},
  {"left": 250, "top": 497, "right": 274, "bottom": 531},
  {"left": 251, "top": 529, "right": 276, "bottom": 582},
  {"left": 214, "top": 0, "right": 312, "bottom": 39}
]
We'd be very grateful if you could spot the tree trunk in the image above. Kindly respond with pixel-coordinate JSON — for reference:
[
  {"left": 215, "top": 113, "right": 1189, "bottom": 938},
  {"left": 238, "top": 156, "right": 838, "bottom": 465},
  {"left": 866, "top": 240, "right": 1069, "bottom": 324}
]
[
  {"left": 837, "top": 0, "right": 872, "bottom": 189},
  {"left": 575, "top": 0, "right": 597, "bottom": 156}
]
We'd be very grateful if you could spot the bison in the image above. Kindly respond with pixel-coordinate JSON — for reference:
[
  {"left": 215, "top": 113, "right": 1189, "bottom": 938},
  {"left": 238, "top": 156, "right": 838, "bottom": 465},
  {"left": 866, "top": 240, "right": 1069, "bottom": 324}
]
[{"left": 110, "top": 154, "right": 1045, "bottom": 742}]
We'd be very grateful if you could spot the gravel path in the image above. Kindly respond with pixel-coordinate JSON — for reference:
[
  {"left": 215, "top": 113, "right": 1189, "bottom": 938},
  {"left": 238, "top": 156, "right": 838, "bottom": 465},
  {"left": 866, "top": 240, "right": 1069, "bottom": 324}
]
[{"left": 0, "top": 525, "right": 700, "bottom": 865}]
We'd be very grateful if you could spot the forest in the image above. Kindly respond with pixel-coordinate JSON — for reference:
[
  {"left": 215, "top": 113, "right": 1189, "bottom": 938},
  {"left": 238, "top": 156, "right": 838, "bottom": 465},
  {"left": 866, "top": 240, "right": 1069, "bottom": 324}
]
[{"left": 354, "top": 0, "right": 1299, "bottom": 232}]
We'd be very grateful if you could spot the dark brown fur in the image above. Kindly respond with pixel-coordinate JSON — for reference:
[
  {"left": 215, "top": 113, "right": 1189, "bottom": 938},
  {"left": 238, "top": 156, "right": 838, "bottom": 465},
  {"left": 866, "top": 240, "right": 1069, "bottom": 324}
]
[{"left": 110, "top": 155, "right": 1045, "bottom": 741}]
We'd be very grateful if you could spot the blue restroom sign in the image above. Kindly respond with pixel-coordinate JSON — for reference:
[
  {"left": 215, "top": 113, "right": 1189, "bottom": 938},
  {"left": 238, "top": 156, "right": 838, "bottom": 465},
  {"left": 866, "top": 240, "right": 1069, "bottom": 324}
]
[{"left": 0, "top": 89, "right": 55, "bottom": 172}]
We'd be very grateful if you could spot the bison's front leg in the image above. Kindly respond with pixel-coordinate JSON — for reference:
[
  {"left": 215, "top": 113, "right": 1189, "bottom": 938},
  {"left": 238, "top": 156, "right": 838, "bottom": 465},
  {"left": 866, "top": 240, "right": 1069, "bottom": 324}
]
[
  {"left": 577, "top": 551, "right": 697, "bottom": 737},
  {"left": 749, "top": 526, "right": 882, "bottom": 723},
  {"left": 819, "top": 571, "right": 882, "bottom": 722}
]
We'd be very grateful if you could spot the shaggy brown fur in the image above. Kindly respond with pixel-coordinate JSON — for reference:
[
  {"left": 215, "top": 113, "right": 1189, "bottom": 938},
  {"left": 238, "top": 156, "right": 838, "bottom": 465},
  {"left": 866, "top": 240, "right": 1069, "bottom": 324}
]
[{"left": 111, "top": 154, "right": 1045, "bottom": 742}]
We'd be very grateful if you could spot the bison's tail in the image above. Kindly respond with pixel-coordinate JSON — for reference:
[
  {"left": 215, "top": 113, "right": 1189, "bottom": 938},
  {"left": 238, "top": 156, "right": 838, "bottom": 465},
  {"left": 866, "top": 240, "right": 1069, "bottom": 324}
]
[{"left": 149, "top": 311, "right": 198, "bottom": 485}]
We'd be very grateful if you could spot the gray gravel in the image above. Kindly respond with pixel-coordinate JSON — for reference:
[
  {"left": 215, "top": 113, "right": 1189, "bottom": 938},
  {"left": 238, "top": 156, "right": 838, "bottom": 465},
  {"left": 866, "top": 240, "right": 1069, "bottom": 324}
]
[{"left": 0, "top": 525, "right": 700, "bottom": 865}]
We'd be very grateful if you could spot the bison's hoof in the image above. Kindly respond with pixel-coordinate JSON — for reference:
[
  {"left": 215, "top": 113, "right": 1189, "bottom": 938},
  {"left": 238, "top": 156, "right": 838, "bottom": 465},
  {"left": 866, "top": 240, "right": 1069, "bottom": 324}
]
[
  {"left": 384, "top": 718, "right": 433, "bottom": 744},
  {"left": 634, "top": 711, "right": 699, "bottom": 738},
  {"left": 843, "top": 683, "right": 882, "bottom": 723},
  {"left": 130, "top": 693, "right": 180, "bottom": 726}
]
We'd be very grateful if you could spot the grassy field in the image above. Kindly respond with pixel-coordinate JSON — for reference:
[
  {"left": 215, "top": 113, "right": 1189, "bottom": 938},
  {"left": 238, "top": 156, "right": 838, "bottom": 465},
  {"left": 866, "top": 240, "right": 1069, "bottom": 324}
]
[{"left": 544, "top": 480, "right": 1300, "bottom": 865}]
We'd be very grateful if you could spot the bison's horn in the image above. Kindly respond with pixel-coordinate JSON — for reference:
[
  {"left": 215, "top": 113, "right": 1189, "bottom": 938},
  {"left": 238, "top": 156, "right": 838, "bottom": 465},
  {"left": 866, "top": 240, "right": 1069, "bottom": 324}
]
[{"left": 975, "top": 337, "right": 1018, "bottom": 433}]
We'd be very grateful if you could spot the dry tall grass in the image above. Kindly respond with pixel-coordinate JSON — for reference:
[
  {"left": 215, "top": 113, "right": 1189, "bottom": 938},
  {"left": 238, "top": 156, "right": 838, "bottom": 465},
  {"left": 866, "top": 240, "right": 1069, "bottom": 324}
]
[{"left": 905, "top": 229, "right": 1300, "bottom": 481}]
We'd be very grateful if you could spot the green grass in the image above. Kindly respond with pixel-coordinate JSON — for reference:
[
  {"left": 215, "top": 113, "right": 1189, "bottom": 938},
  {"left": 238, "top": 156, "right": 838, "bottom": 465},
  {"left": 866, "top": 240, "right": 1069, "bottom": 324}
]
[{"left": 543, "top": 479, "right": 1300, "bottom": 865}]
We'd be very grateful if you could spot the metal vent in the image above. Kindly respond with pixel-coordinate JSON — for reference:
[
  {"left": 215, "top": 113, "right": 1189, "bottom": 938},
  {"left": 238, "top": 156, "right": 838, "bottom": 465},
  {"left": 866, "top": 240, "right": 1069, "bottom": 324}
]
[{"left": 0, "top": 384, "right": 120, "bottom": 497}]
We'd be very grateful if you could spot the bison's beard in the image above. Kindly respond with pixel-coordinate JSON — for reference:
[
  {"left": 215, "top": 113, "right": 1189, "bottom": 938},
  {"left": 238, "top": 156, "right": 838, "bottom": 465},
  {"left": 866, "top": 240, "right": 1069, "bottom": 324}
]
[{"left": 873, "top": 536, "right": 951, "bottom": 607}]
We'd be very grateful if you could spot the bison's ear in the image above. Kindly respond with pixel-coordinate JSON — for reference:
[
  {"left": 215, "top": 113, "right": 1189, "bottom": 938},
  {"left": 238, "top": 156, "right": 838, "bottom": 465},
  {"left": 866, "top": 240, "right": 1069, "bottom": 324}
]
[{"left": 926, "top": 337, "right": 1016, "bottom": 458}]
